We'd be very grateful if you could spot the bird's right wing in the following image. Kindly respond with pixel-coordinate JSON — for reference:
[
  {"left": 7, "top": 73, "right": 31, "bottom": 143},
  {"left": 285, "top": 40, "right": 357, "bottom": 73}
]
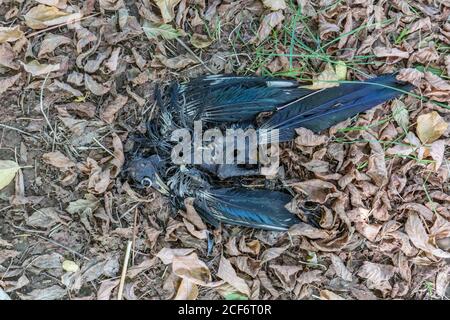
[{"left": 193, "top": 187, "right": 301, "bottom": 231}]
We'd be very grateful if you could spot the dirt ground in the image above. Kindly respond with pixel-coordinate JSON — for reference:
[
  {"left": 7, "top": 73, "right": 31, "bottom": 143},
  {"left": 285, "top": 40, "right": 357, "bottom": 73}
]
[{"left": 0, "top": 0, "right": 449, "bottom": 300}]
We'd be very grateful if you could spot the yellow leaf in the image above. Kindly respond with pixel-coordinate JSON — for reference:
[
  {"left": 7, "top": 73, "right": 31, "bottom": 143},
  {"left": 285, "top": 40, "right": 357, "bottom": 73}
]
[
  {"left": 262, "top": 0, "right": 287, "bottom": 11},
  {"left": 153, "top": 0, "right": 182, "bottom": 23},
  {"left": 62, "top": 260, "right": 79, "bottom": 272},
  {"left": 24, "top": 5, "right": 83, "bottom": 30},
  {"left": 190, "top": 33, "right": 213, "bottom": 49},
  {"left": 416, "top": 111, "right": 448, "bottom": 144},
  {"left": 303, "top": 63, "right": 339, "bottom": 89},
  {"left": 174, "top": 278, "right": 198, "bottom": 300},
  {"left": 335, "top": 61, "right": 347, "bottom": 80},
  {"left": 0, "top": 160, "right": 20, "bottom": 191},
  {"left": 0, "top": 26, "right": 24, "bottom": 44}
]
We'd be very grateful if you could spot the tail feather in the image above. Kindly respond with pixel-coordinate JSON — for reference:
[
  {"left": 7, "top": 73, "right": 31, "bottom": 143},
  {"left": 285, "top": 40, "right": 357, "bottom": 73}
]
[
  {"left": 194, "top": 188, "right": 300, "bottom": 231},
  {"left": 259, "top": 73, "right": 414, "bottom": 142}
]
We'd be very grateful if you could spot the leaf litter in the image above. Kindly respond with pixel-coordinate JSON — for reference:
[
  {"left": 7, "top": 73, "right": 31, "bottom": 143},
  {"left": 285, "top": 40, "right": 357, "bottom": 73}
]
[{"left": 0, "top": 0, "right": 449, "bottom": 301}]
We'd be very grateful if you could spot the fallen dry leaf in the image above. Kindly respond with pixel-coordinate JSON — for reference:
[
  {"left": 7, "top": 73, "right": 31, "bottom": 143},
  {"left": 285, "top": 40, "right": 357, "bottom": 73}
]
[
  {"left": 253, "top": 11, "right": 284, "bottom": 45},
  {"left": 262, "top": 0, "right": 287, "bottom": 11},
  {"left": 24, "top": 5, "right": 83, "bottom": 30},
  {"left": 217, "top": 255, "right": 250, "bottom": 296},
  {"left": 42, "top": 151, "right": 76, "bottom": 171},
  {"left": 101, "top": 95, "right": 128, "bottom": 124},
  {"left": 0, "top": 160, "right": 20, "bottom": 191},
  {"left": 0, "top": 74, "right": 21, "bottom": 95},
  {"left": 153, "top": 0, "right": 182, "bottom": 23},
  {"left": 0, "top": 26, "right": 24, "bottom": 44},
  {"left": 174, "top": 278, "right": 199, "bottom": 300},
  {"left": 172, "top": 253, "right": 211, "bottom": 285},
  {"left": 21, "top": 60, "right": 60, "bottom": 76},
  {"left": 303, "top": 63, "right": 339, "bottom": 89},
  {"left": 416, "top": 111, "right": 448, "bottom": 144}
]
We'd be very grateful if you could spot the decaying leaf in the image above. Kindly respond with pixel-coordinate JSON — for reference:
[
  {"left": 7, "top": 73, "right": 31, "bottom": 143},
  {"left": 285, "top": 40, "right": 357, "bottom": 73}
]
[
  {"left": 217, "top": 255, "right": 250, "bottom": 296},
  {"left": 262, "top": 0, "right": 287, "bottom": 11},
  {"left": 416, "top": 111, "right": 448, "bottom": 144},
  {"left": 153, "top": 0, "right": 182, "bottom": 23},
  {"left": 0, "top": 160, "right": 20, "bottom": 191},
  {"left": 0, "top": 26, "right": 24, "bottom": 44},
  {"left": 0, "top": 74, "right": 21, "bottom": 95},
  {"left": 392, "top": 100, "right": 409, "bottom": 132},
  {"left": 142, "top": 21, "right": 181, "bottom": 40},
  {"left": 42, "top": 151, "right": 76, "bottom": 171},
  {"left": 21, "top": 60, "right": 60, "bottom": 76},
  {"left": 303, "top": 63, "right": 339, "bottom": 89},
  {"left": 190, "top": 33, "right": 213, "bottom": 49},
  {"left": 172, "top": 253, "right": 212, "bottom": 285},
  {"left": 253, "top": 11, "right": 284, "bottom": 45},
  {"left": 24, "top": 5, "right": 83, "bottom": 30}
]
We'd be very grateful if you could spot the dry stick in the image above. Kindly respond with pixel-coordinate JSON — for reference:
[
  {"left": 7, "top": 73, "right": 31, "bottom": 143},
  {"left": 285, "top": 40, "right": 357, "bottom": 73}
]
[
  {"left": 117, "top": 240, "right": 132, "bottom": 300},
  {"left": 39, "top": 73, "right": 54, "bottom": 136},
  {"left": 25, "top": 13, "right": 101, "bottom": 38},
  {"left": 175, "top": 38, "right": 214, "bottom": 73}
]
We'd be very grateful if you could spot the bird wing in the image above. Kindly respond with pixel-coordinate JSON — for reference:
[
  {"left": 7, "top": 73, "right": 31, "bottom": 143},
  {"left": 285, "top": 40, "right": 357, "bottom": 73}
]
[
  {"left": 194, "top": 187, "right": 300, "bottom": 231},
  {"left": 258, "top": 73, "right": 414, "bottom": 142}
]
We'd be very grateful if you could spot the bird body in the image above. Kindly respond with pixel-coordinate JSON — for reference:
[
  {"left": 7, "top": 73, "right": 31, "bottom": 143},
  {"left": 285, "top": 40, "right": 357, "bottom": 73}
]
[{"left": 126, "top": 73, "right": 413, "bottom": 231}]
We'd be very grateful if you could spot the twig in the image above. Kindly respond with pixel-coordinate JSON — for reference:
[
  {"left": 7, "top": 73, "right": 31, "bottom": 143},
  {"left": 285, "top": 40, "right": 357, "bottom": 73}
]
[
  {"left": 176, "top": 38, "right": 214, "bottom": 73},
  {"left": 117, "top": 241, "right": 132, "bottom": 300},
  {"left": 11, "top": 225, "right": 90, "bottom": 261},
  {"left": 39, "top": 73, "right": 55, "bottom": 136},
  {"left": 0, "top": 124, "right": 35, "bottom": 137},
  {"left": 92, "top": 137, "right": 116, "bottom": 158}
]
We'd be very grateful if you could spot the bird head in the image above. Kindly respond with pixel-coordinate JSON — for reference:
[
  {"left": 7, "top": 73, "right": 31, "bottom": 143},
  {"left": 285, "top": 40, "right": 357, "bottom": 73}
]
[{"left": 124, "top": 154, "right": 170, "bottom": 195}]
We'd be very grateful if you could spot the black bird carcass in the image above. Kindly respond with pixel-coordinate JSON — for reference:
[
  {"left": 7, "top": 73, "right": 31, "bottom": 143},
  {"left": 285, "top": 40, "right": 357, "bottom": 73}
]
[{"left": 125, "top": 73, "right": 413, "bottom": 231}]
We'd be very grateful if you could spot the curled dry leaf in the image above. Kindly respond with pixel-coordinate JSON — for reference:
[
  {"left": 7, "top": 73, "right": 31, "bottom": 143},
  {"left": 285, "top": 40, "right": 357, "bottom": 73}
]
[
  {"left": 155, "top": 54, "right": 196, "bottom": 70},
  {"left": 142, "top": 21, "right": 181, "bottom": 40},
  {"left": 392, "top": 100, "right": 409, "bottom": 132},
  {"left": 24, "top": 5, "right": 83, "bottom": 30},
  {"left": 373, "top": 47, "right": 409, "bottom": 59},
  {"left": 303, "top": 63, "right": 339, "bottom": 89},
  {"left": 172, "top": 253, "right": 212, "bottom": 285},
  {"left": 174, "top": 278, "right": 198, "bottom": 300},
  {"left": 416, "top": 111, "right": 448, "bottom": 144},
  {"left": 290, "top": 179, "right": 337, "bottom": 203},
  {"left": 320, "top": 290, "right": 345, "bottom": 300},
  {"left": 42, "top": 151, "right": 76, "bottom": 171},
  {"left": 405, "top": 212, "right": 450, "bottom": 258},
  {"left": 38, "top": 34, "right": 72, "bottom": 57},
  {"left": 0, "top": 160, "right": 20, "bottom": 191},
  {"left": 396, "top": 68, "right": 424, "bottom": 87},
  {"left": 262, "top": 0, "right": 287, "bottom": 11},
  {"left": 295, "top": 127, "right": 328, "bottom": 146},
  {"left": 190, "top": 33, "right": 213, "bottom": 49},
  {"left": 26, "top": 207, "right": 62, "bottom": 228},
  {"left": 0, "top": 26, "right": 24, "bottom": 44},
  {"left": 0, "top": 74, "right": 21, "bottom": 95},
  {"left": 156, "top": 247, "right": 195, "bottom": 264},
  {"left": 253, "top": 11, "right": 284, "bottom": 45},
  {"left": 153, "top": 0, "right": 182, "bottom": 23},
  {"left": 0, "top": 43, "right": 20, "bottom": 70},
  {"left": 101, "top": 95, "right": 128, "bottom": 124},
  {"left": 84, "top": 74, "right": 110, "bottom": 96},
  {"left": 21, "top": 60, "right": 60, "bottom": 76},
  {"left": 217, "top": 255, "right": 250, "bottom": 296},
  {"left": 35, "top": 0, "right": 68, "bottom": 9}
]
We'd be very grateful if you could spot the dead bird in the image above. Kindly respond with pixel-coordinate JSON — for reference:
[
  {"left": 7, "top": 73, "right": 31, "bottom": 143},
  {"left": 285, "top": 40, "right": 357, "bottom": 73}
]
[{"left": 126, "top": 73, "right": 413, "bottom": 231}]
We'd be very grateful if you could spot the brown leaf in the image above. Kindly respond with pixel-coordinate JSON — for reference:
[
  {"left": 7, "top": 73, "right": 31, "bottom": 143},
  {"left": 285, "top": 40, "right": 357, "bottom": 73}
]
[
  {"left": 0, "top": 74, "right": 21, "bottom": 95},
  {"left": 42, "top": 151, "right": 76, "bottom": 171},
  {"left": 330, "top": 254, "right": 353, "bottom": 281},
  {"left": 174, "top": 278, "right": 198, "bottom": 300},
  {"left": 270, "top": 265, "right": 301, "bottom": 291},
  {"left": 373, "top": 47, "right": 409, "bottom": 59},
  {"left": 19, "top": 285, "right": 66, "bottom": 300},
  {"left": 320, "top": 289, "right": 345, "bottom": 300},
  {"left": 416, "top": 111, "right": 448, "bottom": 144},
  {"left": 362, "top": 131, "right": 387, "bottom": 187},
  {"left": 357, "top": 262, "right": 396, "bottom": 285},
  {"left": 38, "top": 34, "right": 71, "bottom": 57},
  {"left": 24, "top": 5, "right": 82, "bottom": 30},
  {"left": 153, "top": 0, "right": 182, "bottom": 23},
  {"left": 260, "top": 245, "right": 289, "bottom": 264},
  {"left": 405, "top": 212, "right": 450, "bottom": 258},
  {"left": 303, "top": 63, "right": 339, "bottom": 89},
  {"left": 290, "top": 179, "right": 337, "bottom": 204},
  {"left": 294, "top": 127, "right": 328, "bottom": 146},
  {"left": 262, "top": 0, "right": 287, "bottom": 11},
  {"left": 0, "top": 26, "right": 24, "bottom": 44},
  {"left": 21, "top": 60, "right": 60, "bottom": 76},
  {"left": 253, "top": 11, "right": 284, "bottom": 45},
  {"left": 289, "top": 222, "right": 331, "bottom": 239},
  {"left": 172, "top": 253, "right": 212, "bottom": 285},
  {"left": 155, "top": 54, "right": 195, "bottom": 69},
  {"left": 397, "top": 68, "right": 424, "bottom": 87},
  {"left": 156, "top": 247, "right": 195, "bottom": 264},
  {"left": 0, "top": 43, "right": 19, "bottom": 69},
  {"left": 101, "top": 95, "right": 128, "bottom": 124},
  {"left": 84, "top": 74, "right": 110, "bottom": 96},
  {"left": 217, "top": 255, "right": 250, "bottom": 296}
]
